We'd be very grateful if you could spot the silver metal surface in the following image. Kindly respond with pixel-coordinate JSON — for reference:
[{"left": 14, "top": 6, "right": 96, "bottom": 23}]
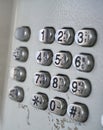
[
  {"left": 73, "top": 53, "right": 94, "bottom": 72},
  {"left": 70, "top": 78, "right": 91, "bottom": 97},
  {"left": 53, "top": 51, "right": 72, "bottom": 69},
  {"left": 55, "top": 28, "right": 74, "bottom": 45},
  {"left": 15, "top": 26, "right": 31, "bottom": 41},
  {"left": 39, "top": 27, "right": 55, "bottom": 43},
  {"left": 10, "top": 66, "right": 26, "bottom": 82},
  {"left": 36, "top": 49, "right": 53, "bottom": 66},
  {"left": 75, "top": 28, "right": 97, "bottom": 47},
  {"left": 51, "top": 74, "right": 69, "bottom": 92},
  {"left": 31, "top": 93, "right": 48, "bottom": 110},
  {"left": 9, "top": 86, "right": 24, "bottom": 102},
  {"left": 67, "top": 102, "right": 89, "bottom": 122},
  {"left": 13, "top": 47, "right": 28, "bottom": 62},
  {"left": 34, "top": 71, "right": 51, "bottom": 88},
  {"left": 48, "top": 97, "right": 67, "bottom": 116}
]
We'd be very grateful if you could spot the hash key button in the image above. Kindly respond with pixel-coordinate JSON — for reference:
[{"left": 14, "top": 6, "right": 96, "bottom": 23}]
[{"left": 67, "top": 102, "right": 89, "bottom": 122}]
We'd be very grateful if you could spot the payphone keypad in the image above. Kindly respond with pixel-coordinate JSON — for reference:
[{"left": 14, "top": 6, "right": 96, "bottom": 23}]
[{"left": 9, "top": 26, "right": 97, "bottom": 123}]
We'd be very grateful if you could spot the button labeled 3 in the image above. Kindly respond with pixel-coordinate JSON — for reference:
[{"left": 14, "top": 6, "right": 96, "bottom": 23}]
[
  {"left": 73, "top": 53, "right": 94, "bottom": 72},
  {"left": 31, "top": 93, "right": 48, "bottom": 110},
  {"left": 49, "top": 97, "right": 67, "bottom": 116},
  {"left": 70, "top": 78, "right": 91, "bottom": 97},
  {"left": 75, "top": 28, "right": 97, "bottom": 47},
  {"left": 67, "top": 102, "right": 89, "bottom": 122}
]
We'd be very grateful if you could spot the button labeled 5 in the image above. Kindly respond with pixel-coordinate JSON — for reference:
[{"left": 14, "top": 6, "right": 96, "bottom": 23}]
[{"left": 53, "top": 51, "right": 72, "bottom": 69}]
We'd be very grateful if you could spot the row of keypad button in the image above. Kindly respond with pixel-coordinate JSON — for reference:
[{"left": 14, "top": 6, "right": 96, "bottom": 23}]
[
  {"left": 8, "top": 88, "right": 88, "bottom": 123},
  {"left": 14, "top": 26, "right": 97, "bottom": 47},
  {"left": 31, "top": 93, "right": 89, "bottom": 122},
  {"left": 34, "top": 71, "right": 91, "bottom": 97},
  {"left": 36, "top": 50, "right": 94, "bottom": 72},
  {"left": 39, "top": 27, "right": 97, "bottom": 47}
]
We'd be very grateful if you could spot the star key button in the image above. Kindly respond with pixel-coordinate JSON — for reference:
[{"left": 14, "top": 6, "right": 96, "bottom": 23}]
[{"left": 31, "top": 93, "right": 48, "bottom": 110}]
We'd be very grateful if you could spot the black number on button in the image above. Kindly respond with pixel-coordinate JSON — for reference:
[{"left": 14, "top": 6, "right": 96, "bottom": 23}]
[
  {"left": 52, "top": 77, "right": 58, "bottom": 88},
  {"left": 75, "top": 56, "right": 81, "bottom": 67},
  {"left": 50, "top": 100, "right": 56, "bottom": 111},
  {"left": 77, "top": 32, "right": 83, "bottom": 43},
  {"left": 72, "top": 81, "right": 78, "bottom": 93},
  {"left": 58, "top": 31, "right": 63, "bottom": 42},
  {"left": 37, "top": 52, "right": 42, "bottom": 62},
  {"left": 55, "top": 54, "right": 61, "bottom": 65}
]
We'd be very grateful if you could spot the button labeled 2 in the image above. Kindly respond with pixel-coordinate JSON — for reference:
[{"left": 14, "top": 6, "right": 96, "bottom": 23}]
[
  {"left": 75, "top": 28, "right": 97, "bottom": 47},
  {"left": 55, "top": 28, "right": 74, "bottom": 45}
]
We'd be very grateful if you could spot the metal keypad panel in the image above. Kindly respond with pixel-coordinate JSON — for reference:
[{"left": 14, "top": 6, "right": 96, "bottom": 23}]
[{"left": 9, "top": 26, "right": 97, "bottom": 123}]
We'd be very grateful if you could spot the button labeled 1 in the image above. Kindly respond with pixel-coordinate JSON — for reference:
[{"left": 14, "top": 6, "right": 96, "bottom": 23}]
[
  {"left": 31, "top": 93, "right": 48, "bottom": 110},
  {"left": 70, "top": 78, "right": 91, "bottom": 97},
  {"left": 75, "top": 28, "right": 97, "bottom": 47},
  {"left": 51, "top": 74, "right": 70, "bottom": 92},
  {"left": 34, "top": 71, "right": 51, "bottom": 88},
  {"left": 73, "top": 53, "right": 94, "bottom": 72},
  {"left": 39, "top": 27, "right": 55, "bottom": 43},
  {"left": 67, "top": 102, "right": 89, "bottom": 122},
  {"left": 55, "top": 28, "right": 74, "bottom": 45},
  {"left": 49, "top": 97, "right": 67, "bottom": 116},
  {"left": 53, "top": 51, "right": 72, "bottom": 69}
]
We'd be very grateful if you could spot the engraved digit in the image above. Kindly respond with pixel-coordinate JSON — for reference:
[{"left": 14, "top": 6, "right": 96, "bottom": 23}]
[
  {"left": 75, "top": 56, "right": 81, "bottom": 67},
  {"left": 77, "top": 32, "right": 83, "bottom": 43},
  {"left": 55, "top": 54, "right": 61, "bottom": 65},
  {"left": 52, "top": 77, "right": 58, "bottom": 88},
  {"left": 37, "top": 52, "right": 42, "bottom": 62},
  {"left": 50, "top": 100, "right": 56, "bottom": 111},
  {"left": 41, "top": 30, "right": 45, "bottom": 40},
  {"left": 35, "top": 74, "right": 40, "bottom": 83},
  {"left": 58, "top": 31, "right": 63, "bottom": 42},
  {"left": 72, "top": 81, "right": 78, "bottom": 93}
]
